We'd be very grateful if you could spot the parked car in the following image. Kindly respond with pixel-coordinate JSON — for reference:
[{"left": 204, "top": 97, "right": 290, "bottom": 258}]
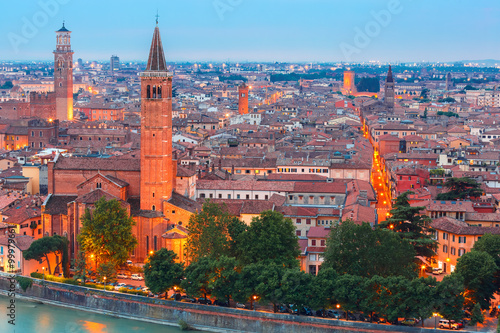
[
  {"left": 300, "top": 307, "right": 313, "bottom": 316},
  {"left": 432, "top": 267, "right": 443, "bottom": 275},
  {"left": 117, "top": 273, "right": 128, "bottom": 279},
  {"left": 114, "top": 283, "right": 126, "bottom": 291},
  {"left": 327, "top": 310, "right": 342, "bottom": 319},
  {"left": 197, "top": 297, "right": 212, "bottom": 305},
  {"left": 315, "top": 309, "right": 327, "bottom": 317},
  {"left": 358, "top": 313, "right": 369, "bottom": 322},
  {"left": 439, "top": 319, "right": 463, "bottom": 330},
  {"left": 370, "top": 313, "right": 386, "bottom": 323},
  {"left": 213, "top": 300, "right": 229, "bottom": 307},
  {"left": 179, "top": 295, "right": 196, "bottom": 303},
  {"left": 236, "top": 302, "right": 246, "bottom": 309},
  {"left": 345, "top": 311, "right": 356, "bottom": 320},
  {"left": 126, "top": 260, "right": 133, "bottom": 265},
  {"left": 401, "top": 318, "right": 417, "bottom": 326},
  {"left": 141, "top": 287, "right": 150, "bottom": 292},
  {"left": 131, "top": 274, "right": 144, "bottom": 281}
]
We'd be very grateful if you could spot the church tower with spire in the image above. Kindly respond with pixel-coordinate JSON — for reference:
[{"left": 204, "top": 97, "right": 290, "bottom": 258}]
[
  {"left": 384, "top": 65, "right": 395, "bottom": 112},
  {"left": 54, "top": 22, "right": 74, "bottom": 121},
  {"left": 140, "top": 23, "right": 174, "bottom": 211}
]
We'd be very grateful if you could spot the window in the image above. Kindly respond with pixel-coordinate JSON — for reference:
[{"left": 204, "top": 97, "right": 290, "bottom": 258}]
[
  {"left": 236, "top": 194, "right": 240, "bottom": 199},
  {"left": 309, "top": 254, "right": 316, "bottom": 261},
  {"left": 31, "top": 131, "right": 34, "bottom": 137},
  {"left": 443, "top": 232, "right": 448, "bottom": 240},
  {"left": 309, "top": 265, "right": 317, "bottom": 275},
  {"left": 246, "top": 195, "right": 249, "bottom": 199},
  {"left": 39, "top": 131, "right": 43, "bottom": 137},
  {"left": 255, "top": 195, "right": 259, "bottom": 199},
  {"left": 452, "top": 235, "right": 455, "bottom": 242},
  {"left": 296, "top": 218, "right": 302, "bottom": 224},
  {"left": 451, "top": 247, "right": 456, "bottom": 255},
  {"left": 296, "top": 230, "right": 301, "bottom": 236},
  {"left": 458, "top": 236, "right": 466, "bottom": 244},
  {"left": 38, "top": 229, "right": 41, "bottom": 235},
  {"left": 96, "top": 182, "right": 101, "bottom": 189},
  {"left": 0, "top": 247, "right": 2, "bottom": 255},
  {"left": 265, "top": 195, "right": 268, "bottom": 200},
  {"left": 200, "top": 193, "right": 206, "bottom": 199},
  {"left": 458, "top": 248, "right": 466, "bottom": 257},
  {"left": 311, "top": 240, "right": 316, "bottom": 246},
  {"left": 152, "top": 205, "right": 156, "bottom": 211},
  {"left": 306, "top": 218, "right": 311, "bottom": 225},
  {"left": 320, "top": 240, "right": 326, "bottom": 246},
  {"left": 209, "top": 194, "right": 213, "bottom": 199},
  {"left": 289, "top": 195, "right": 293, "bottom": 200},
  {"left": 227, "top": 194, "right": 231, "bottom": 199},
  {"left": 218, "top": 194, "right": 222, "bottom": 199},
  {"left": 443, "top": 245, "right": 448, "bottom": 253},
  {"left": 147, "top": 85, "right": 151, "bottom": 98},
  {"left": 146, "top": 236, "right": 149, "bottom": 252},
  {"left": 154, "top": 236, "right": 157, "bottom": 251}
]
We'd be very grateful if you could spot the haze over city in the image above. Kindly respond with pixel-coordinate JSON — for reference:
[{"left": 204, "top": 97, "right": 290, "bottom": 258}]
[{"left": 1, "top": 0, "right": 500, "bottom": 62}]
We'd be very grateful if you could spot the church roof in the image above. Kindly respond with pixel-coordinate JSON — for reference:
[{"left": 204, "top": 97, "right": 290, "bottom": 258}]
[
  {"left": 57, "top": 23, "right": 70, "bottom": 32},
  {"left": 146, "top": 26, "right": 167, "bottom": 71}
]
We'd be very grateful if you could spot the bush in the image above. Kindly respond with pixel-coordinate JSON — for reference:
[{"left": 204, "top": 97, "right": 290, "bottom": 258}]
[
  {"left": 178, "top": 319, "right": 190, "bottom": 331},
  {"left": 16, "top": 276, "right": 33, "bottom": 291},
  {"left": 30, "top": 272, "right": 44, "bottom": 279}
]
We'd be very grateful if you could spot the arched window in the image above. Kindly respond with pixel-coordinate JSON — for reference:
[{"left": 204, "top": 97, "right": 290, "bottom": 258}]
[
  {"left": 146, "top": 236, "right": 149, "bottom": 253},
  {"left": 147, "top": 85, "right": 151, "bottom": 99},
  {"left": 153, "top": 85, "right": 156, "bottom": 98},
  {"left": 154, "top": 236, "right": 157, "bottom": 251},
  {"left": 152, "top": 205, "right": 156, "bottom": 211},
  {"left": 157, "top": 86, "right": 162, "bottom": 98}
]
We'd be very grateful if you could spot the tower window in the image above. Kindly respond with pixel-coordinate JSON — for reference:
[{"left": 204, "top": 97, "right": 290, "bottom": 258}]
[
  {"left": 152, "top": 192, "right": 155, "bottom": 197},
  {"left": 154, "top": 236, "right": 157, "bottom": 251},
  {"left": 96, "top": 182, "right": 101, "bottom": 189},
  {"left": 153, "top": 85, "right": 157, "bottom": 98},
  {"left": 152, "top": 205, "right": 156, "bottom": 211},
  {"left": 59, "top": 83, "right": 62, "bottom": 87},
  {"left": 157, "top": 86, "right": 162, "bottom": 98},
  {"left": 147, "top": 85, "right": 151, "bottom": 99}
]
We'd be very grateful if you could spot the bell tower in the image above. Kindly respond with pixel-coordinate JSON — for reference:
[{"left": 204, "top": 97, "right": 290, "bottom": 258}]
[
  {"left": 384, "top": 65, "right": 395, "bottom": 112},
  {"left": 53, "top": 22, "right": 74, "bottom": 121},
  {"left": 238, "top": 83, "right": 249, "bottom": 115},
  {"left": 140, "top": 23, "right": 173, "bottom": 211}
]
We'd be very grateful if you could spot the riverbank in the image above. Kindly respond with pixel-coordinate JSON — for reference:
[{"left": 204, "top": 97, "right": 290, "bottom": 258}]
[{"left": 0, "top": 274, "right": 478, "bottom": 333}]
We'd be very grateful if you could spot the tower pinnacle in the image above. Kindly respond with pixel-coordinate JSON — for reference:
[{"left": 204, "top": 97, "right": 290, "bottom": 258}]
[{"left": 146, "top": 25, "right": 167, "bottom": 71}]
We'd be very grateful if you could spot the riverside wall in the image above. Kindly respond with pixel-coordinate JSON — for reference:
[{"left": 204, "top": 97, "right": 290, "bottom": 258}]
[{"left": 0, "top": 274, "right": 474, "bottom": 333}]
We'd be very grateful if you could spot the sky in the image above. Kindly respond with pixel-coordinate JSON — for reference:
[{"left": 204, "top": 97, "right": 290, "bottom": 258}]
[{"left": 1, "top": 0, "right": 499, "bottom": 63}]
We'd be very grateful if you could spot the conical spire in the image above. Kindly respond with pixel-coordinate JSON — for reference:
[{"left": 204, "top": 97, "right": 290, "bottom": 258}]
[
  {"left": 386, "top": 65, "right": 393, "bottom": 83},
  {"left": 146, "top": 26, "right": 167, "bottom": 71}
]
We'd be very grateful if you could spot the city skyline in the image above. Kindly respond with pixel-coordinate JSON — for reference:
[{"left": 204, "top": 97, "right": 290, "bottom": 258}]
[{"left": 1, "top": 0, "right": 499, "bottom": 63}]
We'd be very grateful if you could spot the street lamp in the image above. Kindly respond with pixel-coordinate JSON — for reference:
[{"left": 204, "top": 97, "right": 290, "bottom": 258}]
[
  {"left": 433, "top": 313, "right": 439, "bottom": 329},
  {"left": 149, "top": 250, "right": 154, "bottom": 256},
  {"left": 103, "top": 276, "right": 106, "bottom": 289}
]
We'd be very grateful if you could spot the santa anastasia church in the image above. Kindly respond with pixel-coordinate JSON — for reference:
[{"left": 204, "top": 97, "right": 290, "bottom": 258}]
[{"left": 41, "top": 24, "right": 200, "bottom": 264}]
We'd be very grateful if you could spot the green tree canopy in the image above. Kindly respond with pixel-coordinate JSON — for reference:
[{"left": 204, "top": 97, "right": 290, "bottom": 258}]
[
  {"left": 455, "top": 250, "right": 497, "bottom": 309},
  {"left": 77, "top": 197, "right": 137, "bottom": 267},
  {"left": 23, "top": 235, "right": 69, "bottom": 276},
  {"left": 323, "top": 220, "right": 417, "bottom": 278},
  {"left": 436, "top": 177, "right": 483, "bottom": 200},
  {"left": 73, "top": 250, "right": 91, "bottom": 284},
  {"left": 181, "top": 256, "right": 213, "bottom": 299},
  {"left": 254, "top": 263, "right": 286, "bottom": 313},
  {"left": 236, "top": 210, "right": 300, "bottom": 268},
  {"left": 383, "top": 191, "right": 437, "bottom": 260},
  {"left": 144, "top": 249, "right": 184, "bottom": 294},
  {"left": 185, "top": 200, "right": 245, "bottom": 262},
  {"left": 435, "top": 274, "right": 465, "bottom": 321},
  {"left": 96, "top": 261, "right": 117, "bottom": 283},
  {"left": 469, "top": 302, "right": 484, "bottom": 328},
  {"left": 473, "top": 233, "right": 500, "bottom": 292},
  {"left": 281, "top": 269, "right": 314, "bottom": 314},
  {"left": 208, "top": 255, "right": 239, "bottom": 305}
]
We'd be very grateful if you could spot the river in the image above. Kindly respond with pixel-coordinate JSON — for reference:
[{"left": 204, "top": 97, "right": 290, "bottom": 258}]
[{"left": 0, "top": 295, "right": 182, "bottom": 333}]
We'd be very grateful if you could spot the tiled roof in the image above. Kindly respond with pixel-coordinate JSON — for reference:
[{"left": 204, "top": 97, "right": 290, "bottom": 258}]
[
  {"left": 0, "top": 234, "right": 34, "bottom": 251},
  {"left": 54, "top": 155, "right": 140, "bottom": 171},
  {"left": 43, "top": 195, "right": 77, "bottom": 215},
  {"left": 431, "top": 216, "right": 500, "bottom": 235},
  {"left": 307, "top": 226, "right": 330, "bottom": 238},
  {"left": 168, "top": 191, "right": 201, "bottom": 213},
  {"left": 176, "top": 166, "right": 196, "bottom": 178}
]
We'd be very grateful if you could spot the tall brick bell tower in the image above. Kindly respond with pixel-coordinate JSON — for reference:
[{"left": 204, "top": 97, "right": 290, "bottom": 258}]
[
  {"left": 53, "top": 22, "right": 74, "bottom": 121},
  {"left": 140, "top": 22, "right": 174, "bottom": 211}
]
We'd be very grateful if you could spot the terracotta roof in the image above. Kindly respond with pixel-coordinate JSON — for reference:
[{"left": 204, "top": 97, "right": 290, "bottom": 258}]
[
  {"left": 176, "top": 166, "right": 196, "bottom": 178},
  {"left": 0, "top": 234, "right": 34, "bottom": 251},
  {"left": 146, "top": 26, "right": 167, "bottom": 72},
  {"left": 431, "top": 216, "right": 500, "bottom": 235},
  {"left": 43, "top": 195, "right": 77, "bottom": 215},
  {"left": 54, "top": 155, "right": 140, "bottom": 171},
  {"left": 168, "top": 191, "right": 201, "bottom": 213},
  {"left": 307, "top": 226, "right": 330, "bottom": 238},
  {"left": 465, "top": 212, "right": 500, "bottom": 222}
]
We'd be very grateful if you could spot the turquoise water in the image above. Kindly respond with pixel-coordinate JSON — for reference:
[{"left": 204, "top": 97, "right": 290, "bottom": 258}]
[{"left": 0, "top": 295, "right": 182, "bottom": 333}]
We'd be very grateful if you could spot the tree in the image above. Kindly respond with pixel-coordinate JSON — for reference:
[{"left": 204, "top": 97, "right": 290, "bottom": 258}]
[
  {"left": 0, "top": 81, "right": 13, "bottom": 89},
  {"left": 233, "top": 263, "right": 262, "bottom": 308},
  {"left": 185, "top": 200, "right": 245, "bottom": 262},
  {"left": 469, "top": 303, "right": 484, "bottom": 331},
  {"left": 455, "top": 251, "right": 497, "bottom": 309},
  {"left": 23, "top": 235, "right": 69, "bottom": 276},
  {"left": 208, "top": 256, "right": 239, "bottom": 305},
  {"left": 333, "top": 274, "right": 371, "bottom": 318},
  {"left": 144, "top": 249, "right": 184, "bottom": 294},
  {"left": 436, "top": 177, "right": 483, "bottom": 200},
  {"left": 472, "top": 233, "right": 500, "bottom": 292},
  {"left": 73, "top": 250, "right": 91, "bottom": 284},
  {"left": 383, "top": 191, "right": 437, "bottom": 260},
  {"left": 435, "top": 274, "right": 465, "bottom": 321},
  {"left": 311, "top": 267, "right": 338, "bottom": 310},
  {"left": 254, "top": 263, "right": 286, "bottom": 313},
  {"left": 96, "top": 261, "right": 117, "bottom": 283},
  {"left": 323, "top": 221, "right": 417, "bottom": 278},
  {"left": 78, "top": 197, "right": 137, "bottom": 267},
  {"left": 181, "top": 257, "right": 213, "bottom": 300},
  {"left": 236, "top": 210, "right": 300, "bottom": 268},
  {"left": 281, "top": 269, "right": 313, "bottom": 314}
]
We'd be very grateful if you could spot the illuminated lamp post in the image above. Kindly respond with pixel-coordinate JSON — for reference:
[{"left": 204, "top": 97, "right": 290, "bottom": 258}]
[{"left": 433, "top": 312, "right": 439, "bottom": 329}]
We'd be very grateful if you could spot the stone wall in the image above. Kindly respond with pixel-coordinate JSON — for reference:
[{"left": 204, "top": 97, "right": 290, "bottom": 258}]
[{"left": 0, "top": 275, "right": 472, "bottom": 333}]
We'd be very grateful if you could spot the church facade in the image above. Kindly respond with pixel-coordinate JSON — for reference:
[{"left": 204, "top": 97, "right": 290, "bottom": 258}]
[{"left": 41, "top": 24, "right": 199, "bottom": 264}]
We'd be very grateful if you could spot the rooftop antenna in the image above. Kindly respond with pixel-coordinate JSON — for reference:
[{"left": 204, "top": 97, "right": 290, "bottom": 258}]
[{"left": 155, "top": 10, "right": 159, "bottom": 25}]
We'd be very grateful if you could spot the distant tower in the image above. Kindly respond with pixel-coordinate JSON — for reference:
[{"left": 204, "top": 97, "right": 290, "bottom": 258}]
[
  {"left": 343, "top": 70, "right": 356, "bottom": 94},
  {"left": 446, "top": 72, "right": 453, "bottom": 91},
  {"left": 140, "top": 23, "right": 173, "bottom": 211},
  {"left": 110, "top": 55, "right": 120, "bottom": 72},
  {"left": 238, "top": 83, "right": 249, "bottom": 115},
  {"left": 384, "top": 65, "right": 395, "bottom": 112},
  {"left": 53, "top": 22, "right": 74, "bottom": 121}
]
